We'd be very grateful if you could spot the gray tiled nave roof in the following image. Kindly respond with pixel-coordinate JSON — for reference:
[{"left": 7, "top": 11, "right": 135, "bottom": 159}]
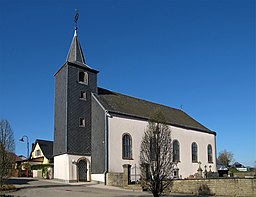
[{"left": 95, "top": 88, "right": 215, "bottom": 134}]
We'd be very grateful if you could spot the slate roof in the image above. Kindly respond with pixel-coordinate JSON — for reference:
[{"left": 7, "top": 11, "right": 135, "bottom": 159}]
[
  {"left": 66, "top": 30, "right": 86, "bottom": 64},
  {"left": 231, "top": 162, "right": 245, "bottom": 168},
  {"left": 95, "top": 88, "right": 215, "bottom": 134},
  {"left": 35, "top": 139, "right": 53, "bottom": 160}
]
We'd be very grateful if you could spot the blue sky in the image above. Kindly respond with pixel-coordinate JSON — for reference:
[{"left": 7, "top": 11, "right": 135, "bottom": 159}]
[{"left": 0, "top": 0, "right": 255, "bottom": 166}]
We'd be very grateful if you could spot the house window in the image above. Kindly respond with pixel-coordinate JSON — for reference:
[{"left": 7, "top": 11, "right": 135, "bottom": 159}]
[
  {"left": 80, "top": 91, "right": 86, "bottom": 100},
  {"left": 192, "top": 142, "right": 198, "bottom": 163},
  {"left": 208, "top": 144, "right": 213, "bottom": 163},
  {"left": 122, "top": 133, "right": 132, "bottom": 159},
  {"left": 35, "top": 150, "right": 41, "bottom": 156},
  {"left": 79, "top": 118, "right": 85, "bottom": 127},
  {"left": 173, "top": 140, "right": 180, "bottom": 162},
  {"left": 78, "top": 71, "right": 88, "bottom": 84}
]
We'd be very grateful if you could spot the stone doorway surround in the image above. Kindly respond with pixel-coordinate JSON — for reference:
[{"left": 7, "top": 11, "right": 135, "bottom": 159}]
[
  {"left": 77, "top": 157, "right": 90, "bottom": 182},
  {"left": 72, "top": 156, "right": 91, "bottom": 182},
  {"left": 77, "top": 159, "right": 87, "bottom": 181}
]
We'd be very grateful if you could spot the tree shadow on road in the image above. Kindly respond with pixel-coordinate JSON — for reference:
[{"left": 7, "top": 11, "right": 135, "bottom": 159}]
[
  {"left": 5, "top": 178, "right": 95, "bottom": 190},
  {"left": 5, "top": 178, "right": 37, "bottom": 185},
  {"left": 4, "top": 178, "right": 213, "bottom": 197}
]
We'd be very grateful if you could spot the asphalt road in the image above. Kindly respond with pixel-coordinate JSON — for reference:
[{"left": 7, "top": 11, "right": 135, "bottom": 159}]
[{"left": 1, "top": 178, "right": 207, "bottom": 197}]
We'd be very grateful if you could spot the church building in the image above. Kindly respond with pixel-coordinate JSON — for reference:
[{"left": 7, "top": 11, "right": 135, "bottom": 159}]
[{"left": 53, "top": 25, "right": 217, "bottom": 184}]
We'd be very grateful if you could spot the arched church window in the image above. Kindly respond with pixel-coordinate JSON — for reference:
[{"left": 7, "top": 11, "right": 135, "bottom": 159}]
[
  {"left": 207, "top": 144, "right": 213, "bottom": 163},
  {"left": 78, "top": 71, "right": 88, "bottom": 84},
  {"left": 192, "top": 142, "right": 198, "bottom": 163},
  {"left": 173, "top": 140, "right": 180, "bottom": 162},
  {"left": 122, "top": 133, "right": 132, "bottom": 159}
]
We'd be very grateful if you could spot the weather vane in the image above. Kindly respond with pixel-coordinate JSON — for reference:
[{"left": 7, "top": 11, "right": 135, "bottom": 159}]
[{"left": 74, "top": 9, "right": 79, "bottom": 30}]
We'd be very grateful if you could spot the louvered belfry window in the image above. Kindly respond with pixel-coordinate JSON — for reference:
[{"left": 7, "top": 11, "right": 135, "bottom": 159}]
[{"left": 78, "top": 71, "right": 88, "bottom": 85}]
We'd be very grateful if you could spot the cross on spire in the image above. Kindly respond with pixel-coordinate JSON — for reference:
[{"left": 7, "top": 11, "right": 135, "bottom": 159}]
[
  {"left": 66, "top": 9, "right": 86, "bottom": 64},
  {"left": 74, "top": 9, "right": 79, "bottom": 30}
]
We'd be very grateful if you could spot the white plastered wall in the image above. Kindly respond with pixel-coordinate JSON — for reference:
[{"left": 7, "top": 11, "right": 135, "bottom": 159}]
[
  {"left": 108, "top": 116, "right": 147, "bottom": 174},
  {"left": 108, "top": 115, "right": 216, "bottom": 179},
  {"left": 172, "top": 127, "right": 217, "bottom": 178},
  {"left": 91, "top": 174, "right": 105, "bottom": 183},
  {"left": 54, "top": 154, "right": 91, "bottom": 182}
]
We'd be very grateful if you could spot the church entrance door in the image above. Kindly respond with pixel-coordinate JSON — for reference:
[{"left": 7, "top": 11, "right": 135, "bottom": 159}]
[{"left": 77, "top": 159, "right": 87, "bottom": 181}]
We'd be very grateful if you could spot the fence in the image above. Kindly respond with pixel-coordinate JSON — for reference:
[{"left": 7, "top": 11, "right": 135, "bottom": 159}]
[{"left": 130, "top": 164, "right": 140, "bottom": 183}]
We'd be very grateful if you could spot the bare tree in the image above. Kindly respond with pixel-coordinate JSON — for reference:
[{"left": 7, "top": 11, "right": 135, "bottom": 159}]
[
  {"left": 0, "top": 119, "right": 15, "bottom": 187},
  {"left": 218, "top": 149, "right": 234, "bottom": 167},
  {"left": 140, "top": 111, "right": 174, "bottom": 197}
]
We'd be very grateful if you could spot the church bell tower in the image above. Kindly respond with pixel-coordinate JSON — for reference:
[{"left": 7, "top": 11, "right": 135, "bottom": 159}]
[{"left": 53, "top": 11, "right": 99, "bottom": 182}]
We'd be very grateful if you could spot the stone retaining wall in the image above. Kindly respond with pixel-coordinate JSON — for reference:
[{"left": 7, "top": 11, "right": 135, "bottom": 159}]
[
  {"left": 233, "top": 171, "right": 256, "bottom": 178},
  {"left": 107, "top": 169, "right": 256, "bottom": 197},
  {"left": 170, "top": 178, "right": 256, "bottom": 197}
]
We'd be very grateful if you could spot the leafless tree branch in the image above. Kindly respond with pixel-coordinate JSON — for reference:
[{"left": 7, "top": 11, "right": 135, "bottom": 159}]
[
  {"left": 0, "top": 119, "right": 15, "bottom": 187},
  {"left": 140, "top": 110, "right": 175, "bottom": 197}
]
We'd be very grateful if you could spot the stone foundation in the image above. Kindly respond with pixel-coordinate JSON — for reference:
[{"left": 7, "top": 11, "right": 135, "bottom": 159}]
[
  {"left": 170, "top": 178, "right": 256, "bottom": 197},
  {"left": 106, "top": 172, "right": 123, "bottom": 187}
]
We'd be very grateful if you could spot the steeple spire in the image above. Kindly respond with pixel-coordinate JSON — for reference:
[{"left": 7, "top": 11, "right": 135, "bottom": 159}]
[{"left": 66, "top": 9, "right": 86, "bottom": 64}]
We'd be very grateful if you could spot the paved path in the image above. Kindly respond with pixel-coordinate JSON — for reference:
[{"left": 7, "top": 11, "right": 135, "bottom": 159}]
[{"left": 1, "top": 178, "right": 207, "bottom": 197}]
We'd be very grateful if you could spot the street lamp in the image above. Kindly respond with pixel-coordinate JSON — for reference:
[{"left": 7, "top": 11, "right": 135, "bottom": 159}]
[{"left": 19, "top": 135, "right": 29, "bottom": 159}]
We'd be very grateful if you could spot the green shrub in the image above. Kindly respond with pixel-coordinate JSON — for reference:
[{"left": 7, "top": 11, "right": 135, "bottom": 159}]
[
  {"left": 30, "top": 164, "right": 53, "bottom": 170},
  {"left": 198, "top": 184, "right": 212, "bottom": 195}
]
